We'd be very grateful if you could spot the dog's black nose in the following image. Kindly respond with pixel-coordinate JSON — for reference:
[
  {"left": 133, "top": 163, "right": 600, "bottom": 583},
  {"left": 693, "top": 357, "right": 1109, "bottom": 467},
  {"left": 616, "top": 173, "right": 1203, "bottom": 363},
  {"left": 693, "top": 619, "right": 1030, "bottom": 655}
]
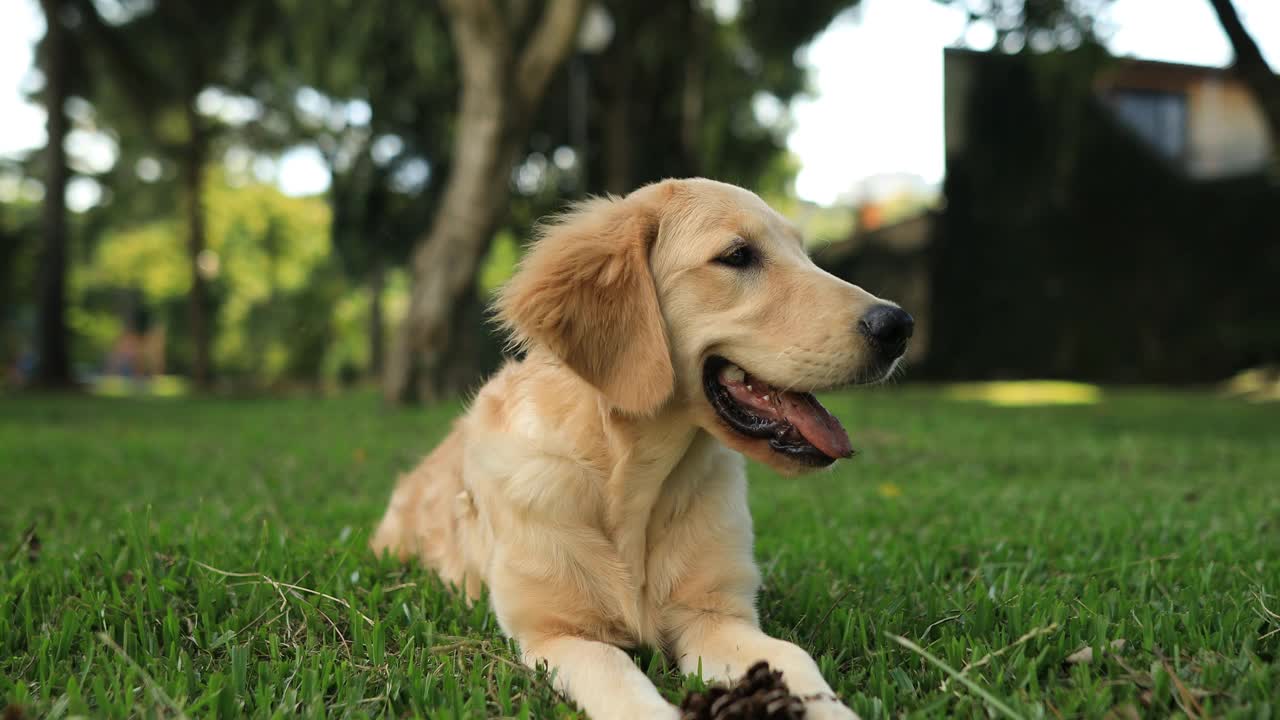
[{"left": 858, "top": 305, "right": 914, "bottom": 354}]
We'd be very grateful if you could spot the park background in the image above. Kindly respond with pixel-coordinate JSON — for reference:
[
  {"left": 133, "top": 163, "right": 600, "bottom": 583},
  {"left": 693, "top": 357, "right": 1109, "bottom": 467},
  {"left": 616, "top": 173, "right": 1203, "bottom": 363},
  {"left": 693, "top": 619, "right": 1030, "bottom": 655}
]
[{"left": 2, "top": 0, "right": 1279, "bottom": 718}]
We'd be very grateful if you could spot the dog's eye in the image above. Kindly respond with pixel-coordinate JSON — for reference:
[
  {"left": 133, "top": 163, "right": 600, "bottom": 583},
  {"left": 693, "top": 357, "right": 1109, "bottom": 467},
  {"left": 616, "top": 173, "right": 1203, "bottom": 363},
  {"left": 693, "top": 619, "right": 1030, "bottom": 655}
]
[{"left": 716, "top": 245, "right": 756, "bottom": 268}]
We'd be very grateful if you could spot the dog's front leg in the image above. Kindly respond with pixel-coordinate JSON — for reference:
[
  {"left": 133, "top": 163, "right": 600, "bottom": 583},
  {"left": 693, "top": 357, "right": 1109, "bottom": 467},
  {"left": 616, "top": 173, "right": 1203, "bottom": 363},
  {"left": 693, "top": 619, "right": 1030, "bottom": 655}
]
[
  {"left": 520, "top": 634, "right": 681, "bottom": 720},
  {"left": 673, "top": 614, "right": 859, "bottom": 720}
]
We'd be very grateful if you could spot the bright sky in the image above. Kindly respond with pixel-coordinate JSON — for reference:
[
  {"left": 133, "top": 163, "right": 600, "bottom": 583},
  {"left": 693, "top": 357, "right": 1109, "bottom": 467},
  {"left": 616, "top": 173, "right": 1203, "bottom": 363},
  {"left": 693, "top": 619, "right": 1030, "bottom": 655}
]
[{"left": 2, "top": 0, "right": 1279, "bottom": 207}]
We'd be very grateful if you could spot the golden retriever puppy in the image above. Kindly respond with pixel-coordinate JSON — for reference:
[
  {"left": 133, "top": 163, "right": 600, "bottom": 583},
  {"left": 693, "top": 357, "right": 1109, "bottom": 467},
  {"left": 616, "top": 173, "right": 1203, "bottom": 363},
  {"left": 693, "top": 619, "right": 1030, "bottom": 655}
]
[{"left": 372, "top": 178, "right": 913, "bottom": 720}]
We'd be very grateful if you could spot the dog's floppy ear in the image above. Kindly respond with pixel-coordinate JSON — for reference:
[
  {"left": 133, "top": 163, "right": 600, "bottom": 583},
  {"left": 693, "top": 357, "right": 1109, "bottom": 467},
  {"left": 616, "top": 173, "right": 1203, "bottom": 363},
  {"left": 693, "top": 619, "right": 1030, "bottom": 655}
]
[{"left": 496, "top": 185, "right": 674, "bottom": 416}]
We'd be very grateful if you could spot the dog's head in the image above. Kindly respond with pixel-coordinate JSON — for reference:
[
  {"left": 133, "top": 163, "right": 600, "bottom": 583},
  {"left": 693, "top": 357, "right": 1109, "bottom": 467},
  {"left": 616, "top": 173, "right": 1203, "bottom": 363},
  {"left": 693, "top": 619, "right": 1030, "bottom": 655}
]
[{"left": 497, "top": 178, "right": 912, "bottom": 474}]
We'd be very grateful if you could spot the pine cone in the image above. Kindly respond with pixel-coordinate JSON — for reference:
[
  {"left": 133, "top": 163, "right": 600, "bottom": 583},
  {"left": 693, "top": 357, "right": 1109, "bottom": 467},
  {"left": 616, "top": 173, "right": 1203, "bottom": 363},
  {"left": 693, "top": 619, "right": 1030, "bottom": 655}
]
[{"left": 679, "top": 661, "right": 806, "bottom": 720}]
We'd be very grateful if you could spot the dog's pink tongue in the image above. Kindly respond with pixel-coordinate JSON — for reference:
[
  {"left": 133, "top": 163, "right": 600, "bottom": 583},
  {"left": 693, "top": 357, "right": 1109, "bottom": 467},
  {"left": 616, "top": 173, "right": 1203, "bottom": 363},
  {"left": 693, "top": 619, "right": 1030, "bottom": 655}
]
[
  {"left": 722, "top": 375, "right": 853, "bottom": 459},
  {"left": 776, "top": 391, "right": 854, "bottom": 459}
]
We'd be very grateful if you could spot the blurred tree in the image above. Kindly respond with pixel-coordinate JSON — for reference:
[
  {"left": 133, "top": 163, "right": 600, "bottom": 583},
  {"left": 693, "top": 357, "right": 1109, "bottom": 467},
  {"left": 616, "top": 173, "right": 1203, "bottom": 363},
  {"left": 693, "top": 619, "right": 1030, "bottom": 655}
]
[
  {"left": 72, "top": 0, "right": 273, "bottom": 389},
  {"left": 33, "top": 0, "right": 75, "bottom": 388},
  {"left": 940, "top": 0, "right": 1110, "bottom": 48},
  {"left": 81, "top": 171, "right": 335, "bottom": 387},
  {"left": 0, "top": 179, "right": 40, "bottom": 375},
  {"left": 537, "top": 0, "right": 861, "bottom": 196},
  {"left": 249, "top": 0, "right": 457, "bottom": 378},
  {"left": 384, "top": 0, "right": 588, "bottom": 405},
  {"left": 1207, "top": 0, "right": 1280, "bottom": 164}
]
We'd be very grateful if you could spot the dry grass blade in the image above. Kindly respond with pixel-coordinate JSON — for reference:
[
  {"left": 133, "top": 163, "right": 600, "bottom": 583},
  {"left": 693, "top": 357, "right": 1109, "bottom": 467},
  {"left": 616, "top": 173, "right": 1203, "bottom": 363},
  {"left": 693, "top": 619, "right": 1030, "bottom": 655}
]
[
  {"left": 193, "top": 559, "right": 375, "bottom": 627},
  {"left": 920, "top": 612, "right": 964, "bottom": 641},
  {"left": 1254, "top": 591, "right": 1280, "bottom": 640},
  {"left": 1254, "top": 591, "right": 1280, "bottom": 620},
  {"left": 941, "top": 623, "right": 1060, "bottom": 691},
  {"left": 1162, "top": 660, "right": 1203, "bottom": 719},
  {"left": 888, "top": 633, "right": 1026, "bottom": 720}
]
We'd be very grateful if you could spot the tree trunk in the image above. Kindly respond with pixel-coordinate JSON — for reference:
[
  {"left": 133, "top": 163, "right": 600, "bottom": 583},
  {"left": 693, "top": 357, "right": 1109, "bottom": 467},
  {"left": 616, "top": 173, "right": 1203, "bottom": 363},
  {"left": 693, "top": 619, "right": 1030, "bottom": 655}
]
[
  {"left": 1208, "top": 0, "right": 1280, "bottom": 160},
  {"left": 600, "top": 17, "right": 635, "bottom": 195},
  {"left": 679, "top": 3, "right": 707, "bottom": 177},
  {"left": 438, "top": 275, "right": 504, "bottom": 395},
  {"left": 34, "top": 0, "right": 73, "bottom": 389},
  {"left": 383, "top": 0, "right": 585, "bottom": 404},
  {"left": 569, "top": 55, "right": 591, "bottom": 189},
  {"left": 183, "top": 101, "right": 213, "bottom": 389},
  {"left": 368, "top": 259, "right": 386, "bottom": 376},
  {"left": 602, "top": 88, "right": 632, "bottom": 194},
  {"left": 382, "top": 98, "right": 520, "bottom": 403}
]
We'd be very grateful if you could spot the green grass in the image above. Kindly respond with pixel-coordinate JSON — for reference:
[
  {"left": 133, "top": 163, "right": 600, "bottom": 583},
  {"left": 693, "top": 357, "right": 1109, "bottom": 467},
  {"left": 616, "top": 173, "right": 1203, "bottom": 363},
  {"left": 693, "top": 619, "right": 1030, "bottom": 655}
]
[{"left": 2, "top": 388, "right": 1278, "bottom": 718}]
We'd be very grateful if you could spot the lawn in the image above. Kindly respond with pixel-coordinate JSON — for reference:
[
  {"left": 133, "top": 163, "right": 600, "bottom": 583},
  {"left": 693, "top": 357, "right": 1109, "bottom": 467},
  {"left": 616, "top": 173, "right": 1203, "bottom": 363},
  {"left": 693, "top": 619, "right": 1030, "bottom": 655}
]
[{"left": 2, "top": 388, "right": 1278, "bottom": 718}]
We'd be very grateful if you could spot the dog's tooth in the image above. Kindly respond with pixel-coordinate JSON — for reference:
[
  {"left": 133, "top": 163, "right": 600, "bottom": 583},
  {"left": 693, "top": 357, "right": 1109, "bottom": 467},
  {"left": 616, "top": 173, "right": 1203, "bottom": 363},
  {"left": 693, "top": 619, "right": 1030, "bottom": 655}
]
[
  {"left": 721, "top": 365, "right": 746, "bottom": 384},
  {"left": 762, "top": 394, "right": 770, "bottom": 402}
]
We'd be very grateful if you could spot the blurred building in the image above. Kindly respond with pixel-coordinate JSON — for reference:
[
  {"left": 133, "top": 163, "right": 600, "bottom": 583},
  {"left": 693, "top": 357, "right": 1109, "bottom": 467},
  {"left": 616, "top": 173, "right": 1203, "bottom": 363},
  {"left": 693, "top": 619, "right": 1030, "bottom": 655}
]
[
  {"left": 947, "top": 49, "right": 1274, "bottom": 180},
  {"left": 815, "top": 211, "right": 935, "bottom": 366},
  {"left": 819, "top": 47, "right": 1280, "bottom": 382}
]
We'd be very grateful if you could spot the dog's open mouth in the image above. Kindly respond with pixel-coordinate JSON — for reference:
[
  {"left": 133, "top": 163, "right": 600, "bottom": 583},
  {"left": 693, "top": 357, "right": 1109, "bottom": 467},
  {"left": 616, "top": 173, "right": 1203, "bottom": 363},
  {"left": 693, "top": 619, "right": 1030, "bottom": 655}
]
[{"left": 703, "top": 356, "right": 853, "bottom": 466}]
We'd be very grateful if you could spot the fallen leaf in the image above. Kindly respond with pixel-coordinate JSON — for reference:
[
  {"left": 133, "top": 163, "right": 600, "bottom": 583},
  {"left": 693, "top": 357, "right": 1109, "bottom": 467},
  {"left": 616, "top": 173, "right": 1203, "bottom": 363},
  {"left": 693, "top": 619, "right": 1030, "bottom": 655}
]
[
  {"left": 1066, "top": 638, "right": 1127, "bottom": 664},
  {"left": 1065, "top": 646, "right": 1093, "bottom": 664}
]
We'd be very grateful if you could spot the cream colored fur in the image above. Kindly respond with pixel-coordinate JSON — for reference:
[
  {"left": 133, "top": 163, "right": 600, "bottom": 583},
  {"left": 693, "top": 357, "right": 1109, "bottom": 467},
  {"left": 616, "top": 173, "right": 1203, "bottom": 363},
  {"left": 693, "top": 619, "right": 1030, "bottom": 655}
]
[{"left": 372, "top": 178, "right": 893, "bottom": 720}]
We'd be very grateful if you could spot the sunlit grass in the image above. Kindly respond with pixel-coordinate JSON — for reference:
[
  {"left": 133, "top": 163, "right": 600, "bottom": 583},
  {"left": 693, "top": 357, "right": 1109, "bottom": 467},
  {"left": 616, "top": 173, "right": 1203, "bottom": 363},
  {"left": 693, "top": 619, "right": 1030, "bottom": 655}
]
[
  {"left": 89, "top": 374, "right": 190, "bottom": 398},
  {"left": 941, "top": 380, "right": 1103, "bottom": 406},
  {"left": 1223, "top": 366, "right": 1280, "bottom": 403}
]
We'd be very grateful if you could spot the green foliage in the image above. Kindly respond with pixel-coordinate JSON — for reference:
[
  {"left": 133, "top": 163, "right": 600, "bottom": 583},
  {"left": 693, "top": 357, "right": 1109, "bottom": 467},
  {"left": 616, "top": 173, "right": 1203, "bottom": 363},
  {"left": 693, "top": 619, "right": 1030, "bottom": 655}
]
[
  {"left": 322, "top": 268, "right": 409, "bottom": 381},
  {"left": 204, "top": 174, "right": 334, "bottom": 377},
  {"left": 2, "top": 389, "right": 1278, "bottom": 717},
  {"left": 477, "top": 230, "right": 521, "bottom": 298},
  {"left": 83, "top": 219, "right": 190, "bottom": 302},
  {"left": 940, "top": 0, "right": 1113, "bottom": 49},
  {"left": 73, "top": 172, "right": 361, "bottom": 385},
  {"left": 252, "top": 0, "right": 456, "bottom": 278},
  {"left": 12, "top": 0, "right": 878, "bottom": 388},
  {"left": 0, "top": 193, "right": 41, "bottom": 362},
  {"left": 529, "top": 0, "right": 860, "bottom": 200}
]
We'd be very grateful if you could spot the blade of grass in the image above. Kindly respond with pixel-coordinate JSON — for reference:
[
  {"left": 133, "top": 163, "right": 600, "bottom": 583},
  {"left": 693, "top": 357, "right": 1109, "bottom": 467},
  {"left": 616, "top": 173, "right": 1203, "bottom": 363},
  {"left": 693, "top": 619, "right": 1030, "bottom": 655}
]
[
  {"left": 887, "top": 633, "right": 1025, "bottom": 720},
  {"left": 97, "top": 633, "right": 190, "bottom": 720}
]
